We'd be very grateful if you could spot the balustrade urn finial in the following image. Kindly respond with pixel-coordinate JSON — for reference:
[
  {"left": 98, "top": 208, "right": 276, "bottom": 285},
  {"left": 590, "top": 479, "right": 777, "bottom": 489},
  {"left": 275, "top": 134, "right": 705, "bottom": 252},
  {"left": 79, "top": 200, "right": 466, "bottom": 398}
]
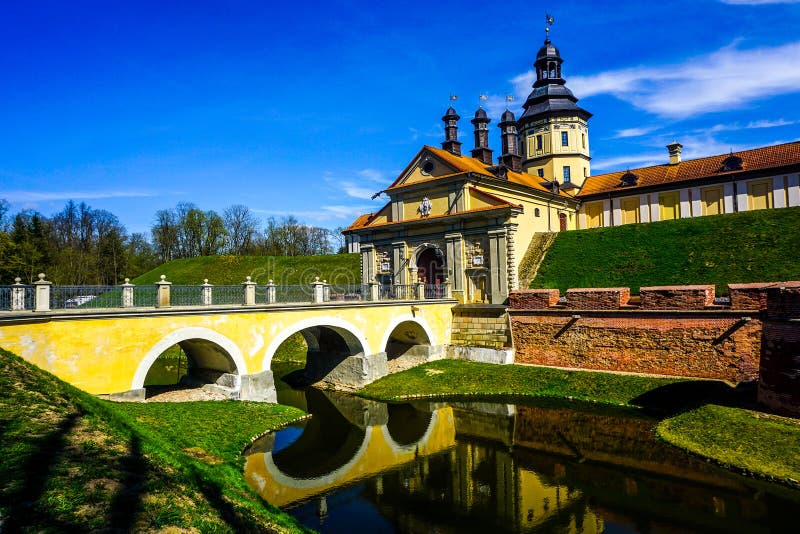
[
  {"left": 246, "top": 276, "right": 251, "bottom": 282},
  {"left": 204, "top": 279, "right": 209, "bottom": 284},
  {"left": 38, "top": 273, "right": 46, "bottom": 281},
  {"left": 14, "top": 277, "right": 21, "bottom": 284},
  {"left": 160, "top": 275, "right": 166, "bottom": 281},
  {"left": 124, "top": 278, "right": 130, "bottom": 283}
]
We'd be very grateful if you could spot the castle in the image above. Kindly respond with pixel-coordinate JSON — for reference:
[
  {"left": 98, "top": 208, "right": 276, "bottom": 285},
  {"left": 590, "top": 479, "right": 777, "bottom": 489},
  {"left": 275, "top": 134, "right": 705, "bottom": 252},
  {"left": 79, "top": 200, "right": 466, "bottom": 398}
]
[{"left": 345, "top": 36, "right": 800, "bottom": 304}]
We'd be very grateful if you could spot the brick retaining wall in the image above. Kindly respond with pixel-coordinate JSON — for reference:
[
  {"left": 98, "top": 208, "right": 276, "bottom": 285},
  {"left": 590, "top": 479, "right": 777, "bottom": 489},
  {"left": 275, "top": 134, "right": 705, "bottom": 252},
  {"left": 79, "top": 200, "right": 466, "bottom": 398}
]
[
  {"left": 640, "top": 285, "right": 714, "bottom": 310},
  {"left": 510, "top": 311, "right": 761, "bottom": 382},
  {"left": 758, "top": 287, "right": 800, "bottom": 417},
  {"left": 565, "top": 287, "right": 630, "bottom": 310}
]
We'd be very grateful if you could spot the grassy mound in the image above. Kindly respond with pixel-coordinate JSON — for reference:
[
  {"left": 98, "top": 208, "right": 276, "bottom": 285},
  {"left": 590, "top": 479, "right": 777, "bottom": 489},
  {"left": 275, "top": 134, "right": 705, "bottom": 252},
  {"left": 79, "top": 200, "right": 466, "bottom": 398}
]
[
  {"left": 657, "top": 404, "right": 800, "bottom": 485},
  {"left": 132, "top": 253, "right": 360, "bottom": 286},
  {"left": 358, "top": 360, "right": 686, "bottom": 407},
  {"left": 532, "top": 206, "right": 800, "bottom": 294},
  {"left": 0, "top": 347, "right": 307, "bottom": 532}
]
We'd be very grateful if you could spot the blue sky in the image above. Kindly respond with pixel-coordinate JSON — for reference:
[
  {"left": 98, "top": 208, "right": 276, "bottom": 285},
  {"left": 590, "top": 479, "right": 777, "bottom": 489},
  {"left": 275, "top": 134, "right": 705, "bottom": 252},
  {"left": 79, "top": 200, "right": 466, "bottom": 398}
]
[{"left": 1, "top": 0, "right": 799, "bottom": 234}]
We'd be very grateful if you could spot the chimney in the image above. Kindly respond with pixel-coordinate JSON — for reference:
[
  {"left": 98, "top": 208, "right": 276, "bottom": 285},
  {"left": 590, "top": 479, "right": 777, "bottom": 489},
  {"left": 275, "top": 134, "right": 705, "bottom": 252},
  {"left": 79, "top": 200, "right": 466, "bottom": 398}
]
[
  {"left": 441, "top": 106, "right": 462, "bottom": 156},
  {"left": 667, "top": 141, "right": 683, "bottom": 165}
]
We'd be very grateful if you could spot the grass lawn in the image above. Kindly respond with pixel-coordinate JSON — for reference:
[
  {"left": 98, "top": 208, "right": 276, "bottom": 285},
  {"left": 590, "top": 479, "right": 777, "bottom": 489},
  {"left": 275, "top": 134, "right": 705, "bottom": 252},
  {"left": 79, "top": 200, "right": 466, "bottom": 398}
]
[
  {"left": 358, "top": 359, "right": 688, "bottom": 407},
  {"left": 657, "top": 404, "right": 800, "bottom": 485},
  {"left": 0, "top": 348, "right": 308, "bottom": 532},
  {"left": 131, "top": 253, "right": 360, "bottom": 286},
  {"left": 533, "top": 205, "right": 800, "bottom": 294}
]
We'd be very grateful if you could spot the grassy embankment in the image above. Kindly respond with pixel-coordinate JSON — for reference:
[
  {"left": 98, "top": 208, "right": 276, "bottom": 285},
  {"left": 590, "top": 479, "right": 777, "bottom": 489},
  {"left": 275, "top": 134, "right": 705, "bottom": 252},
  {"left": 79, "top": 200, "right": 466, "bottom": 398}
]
[
  {"left": 531, "top": 205, "right": 800, "bottom": 294},
  {"left": 0, "top": 348, "right": 308, "bottom": 532},
  {"left": 359, "top": 360, "right": 800, "bottom": 486},
  {"left": 132, "top": 253, "right": 360, "bottom": 286}
]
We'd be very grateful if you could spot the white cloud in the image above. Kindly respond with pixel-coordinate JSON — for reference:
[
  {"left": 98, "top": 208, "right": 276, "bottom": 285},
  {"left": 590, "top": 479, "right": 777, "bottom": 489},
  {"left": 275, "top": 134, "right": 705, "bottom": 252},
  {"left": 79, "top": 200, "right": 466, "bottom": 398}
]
[
  {"left": 565, "top": 41, "right": 800, "bottom": 117},
  {"left": 2, "top": 190, "right": 159, "bottom": 202},
  {"left": 356, "top": 168, "right": 387, "bottom": 183},
  {"left": 253, "top": 204, "right": 374, "bottom": 223},
  {"left": 614, "top": 126, "right": 661, "bottom": 138},
  {"left": 592, "top": 152, "right": 665, "bottom": 171},
  {"left": 341, "top": 182, "right": 378, "bottom": 200}
]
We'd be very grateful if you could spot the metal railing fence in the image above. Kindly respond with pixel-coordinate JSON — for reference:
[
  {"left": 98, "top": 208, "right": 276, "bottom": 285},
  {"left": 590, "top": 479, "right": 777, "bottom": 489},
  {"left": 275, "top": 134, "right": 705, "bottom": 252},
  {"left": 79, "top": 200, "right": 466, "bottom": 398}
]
[{"left": 50, "top": 285, "right": 121, "bottom": 310}]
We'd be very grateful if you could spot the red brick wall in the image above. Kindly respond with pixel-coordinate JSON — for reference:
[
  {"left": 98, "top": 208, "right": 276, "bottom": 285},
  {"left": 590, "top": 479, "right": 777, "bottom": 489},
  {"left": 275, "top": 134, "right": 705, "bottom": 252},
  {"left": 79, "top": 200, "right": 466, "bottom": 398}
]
[
  {"left": 758, "top": 287, "right": 800, "bottom": 416},
  {"left": 510, "top": 311, "right": 761, "bottom": 383},
  {"left": 565, "top": 288, "right": 630, "bottom": 310},
  {"left": 729, "top": 281, "right": 800, "bottom": 310},
  {"left": 640, "top": 285, "right": 714, "bottom": 310},
  {"left": 508, "top": 289, "right": 560, "bottom": 309}
]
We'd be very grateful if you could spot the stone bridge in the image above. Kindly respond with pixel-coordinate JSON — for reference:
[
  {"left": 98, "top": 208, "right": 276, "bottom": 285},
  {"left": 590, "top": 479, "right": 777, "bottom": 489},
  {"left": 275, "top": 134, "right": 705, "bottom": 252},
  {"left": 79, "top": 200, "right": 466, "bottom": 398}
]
[{"left": 0, "top": 299, "right": 455, "bottom": 401}]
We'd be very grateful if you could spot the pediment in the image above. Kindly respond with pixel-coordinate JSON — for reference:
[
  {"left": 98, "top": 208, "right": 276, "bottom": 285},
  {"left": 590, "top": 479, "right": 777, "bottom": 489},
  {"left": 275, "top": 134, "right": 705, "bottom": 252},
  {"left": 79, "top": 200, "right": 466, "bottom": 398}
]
[{"left": 388, "top": 147, "right": 462, "bottom": 189}]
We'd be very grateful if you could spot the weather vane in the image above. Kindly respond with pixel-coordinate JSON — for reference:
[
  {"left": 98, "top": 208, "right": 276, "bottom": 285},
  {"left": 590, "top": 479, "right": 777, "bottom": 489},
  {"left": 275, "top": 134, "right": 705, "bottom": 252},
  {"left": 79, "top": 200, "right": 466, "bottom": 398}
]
[
  {"left": 479, "top": 94, "right": 488, "bottom": 107},
  {"left": 545, "top": 13, "right": 554, "bottom": 40}
]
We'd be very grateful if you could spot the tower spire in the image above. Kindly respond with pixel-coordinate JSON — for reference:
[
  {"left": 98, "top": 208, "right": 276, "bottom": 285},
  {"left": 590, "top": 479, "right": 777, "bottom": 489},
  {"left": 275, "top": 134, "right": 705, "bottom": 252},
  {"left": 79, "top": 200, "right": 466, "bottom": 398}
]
[{"left": 441, "top": 99, "right": 462, "bottom": 156}]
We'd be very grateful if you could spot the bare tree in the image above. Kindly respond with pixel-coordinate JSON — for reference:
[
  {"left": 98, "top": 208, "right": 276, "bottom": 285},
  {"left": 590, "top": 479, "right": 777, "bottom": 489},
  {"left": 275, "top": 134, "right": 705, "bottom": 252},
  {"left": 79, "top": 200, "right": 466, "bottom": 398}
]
[{"left": 223, "top": 204, "right": 259, "bottom": 255}]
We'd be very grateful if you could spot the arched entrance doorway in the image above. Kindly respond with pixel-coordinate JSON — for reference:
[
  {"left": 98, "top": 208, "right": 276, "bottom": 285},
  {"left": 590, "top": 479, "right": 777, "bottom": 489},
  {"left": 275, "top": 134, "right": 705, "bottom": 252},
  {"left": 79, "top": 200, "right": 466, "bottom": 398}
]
[{"left": 416, "top": 246, "right": 445, "bottom": 286}]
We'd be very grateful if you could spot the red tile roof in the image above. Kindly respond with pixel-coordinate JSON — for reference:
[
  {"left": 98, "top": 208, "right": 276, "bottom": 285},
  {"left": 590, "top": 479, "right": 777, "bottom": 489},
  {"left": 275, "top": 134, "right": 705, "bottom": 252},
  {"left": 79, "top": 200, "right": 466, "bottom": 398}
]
[{"left": 579, "top": 141, "right": 800, "bottom": 197}]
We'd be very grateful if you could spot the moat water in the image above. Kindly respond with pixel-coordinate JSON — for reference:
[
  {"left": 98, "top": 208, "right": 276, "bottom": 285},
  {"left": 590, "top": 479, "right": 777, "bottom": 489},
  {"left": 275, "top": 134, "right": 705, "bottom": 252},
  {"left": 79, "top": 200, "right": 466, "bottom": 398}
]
[{"left": 240, "top": 363, "right": 799, "bottom": 533}]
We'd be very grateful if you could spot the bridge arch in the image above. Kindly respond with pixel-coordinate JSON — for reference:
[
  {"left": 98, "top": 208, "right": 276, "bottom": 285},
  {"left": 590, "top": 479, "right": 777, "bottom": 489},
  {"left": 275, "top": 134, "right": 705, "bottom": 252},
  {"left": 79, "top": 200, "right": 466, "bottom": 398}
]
[
  {"left": 132, "top": 327, "right": 248, "bottom": 390},
  {"left": 261, "top": 316, "right": 371, "bottom": 371},
  {"left": 380, "top": 314, "right": 436, "bottom": 360},
  {"left": 381, "top": 406, "right": 439, "bottom": 454}
]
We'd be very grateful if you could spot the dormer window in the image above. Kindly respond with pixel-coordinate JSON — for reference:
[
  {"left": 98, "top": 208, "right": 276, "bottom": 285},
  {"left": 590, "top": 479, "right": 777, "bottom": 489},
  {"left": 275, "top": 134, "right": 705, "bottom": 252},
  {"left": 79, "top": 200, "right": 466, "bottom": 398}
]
[
  {"left": 620, "top": 170, "right": 639, "bottom": 187},
  {"left": 721, "top": 153, "right": 743, "bottom": 172},
  {"left": 421, "top": 160, "right": 435, "bottom": 175}
]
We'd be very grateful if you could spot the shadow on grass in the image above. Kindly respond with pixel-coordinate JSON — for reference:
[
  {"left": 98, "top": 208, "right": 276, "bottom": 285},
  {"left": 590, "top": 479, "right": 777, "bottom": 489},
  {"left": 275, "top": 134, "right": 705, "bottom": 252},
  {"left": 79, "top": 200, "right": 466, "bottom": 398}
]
[
  {"left": 631, "top": 380, "right": 758, "bottom": 416},
  {"left": 109, "top": 433, "right": 146, "bottom": 531},
  {"left": 3, "top": 410, "right": 82, "bottom": 531}
]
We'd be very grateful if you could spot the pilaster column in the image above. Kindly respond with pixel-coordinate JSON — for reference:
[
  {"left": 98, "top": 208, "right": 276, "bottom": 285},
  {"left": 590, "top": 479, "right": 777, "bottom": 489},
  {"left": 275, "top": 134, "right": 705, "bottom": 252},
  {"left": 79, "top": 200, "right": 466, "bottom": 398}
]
[
  {"left": 360, "top": 244, "right": 376, "bottom": 285},
  {"left": 444, "top": 232, "right": 464, "bottom": 295},
  {"left": 34, "top": 273, "right": 52, "bottom": 312},
  {"left": 506, "top": 224, "right": 518, "bottom": 291},
  {"left": 487, "top": 229, "right": 509, "bottom": 304},
  {"left": 392, "top": 241, "right": 407, "bottom": 285}
]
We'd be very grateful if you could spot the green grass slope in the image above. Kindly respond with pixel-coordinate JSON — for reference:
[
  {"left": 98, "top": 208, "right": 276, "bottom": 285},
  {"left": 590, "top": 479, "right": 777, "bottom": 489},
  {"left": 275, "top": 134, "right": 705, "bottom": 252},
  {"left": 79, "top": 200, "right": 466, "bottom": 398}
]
[
  {"left": 0, "top": 347, "right": 307, "bottom": 532},
  {"left": 532, "top": 206, "right": 800, "bottom": 294},
  {"left": 132, "top": 253, "right": 360, "bottom": 286}
]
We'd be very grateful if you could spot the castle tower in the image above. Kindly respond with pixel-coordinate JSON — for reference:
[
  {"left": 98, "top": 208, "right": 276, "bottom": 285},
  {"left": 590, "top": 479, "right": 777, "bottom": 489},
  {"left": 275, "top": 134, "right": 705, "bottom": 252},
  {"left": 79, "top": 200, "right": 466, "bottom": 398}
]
[
  {"left": 499, "top": 109, "right": 522, "bottom": 172},
  {"left": 441, "top": 106, "right": 462, "bottom": 156},
  {"left": 470, "top": 107, "right": 493, "bottom": 164},
  {"left": 517, "top": 37, "right": 592, "bottom": 188}
]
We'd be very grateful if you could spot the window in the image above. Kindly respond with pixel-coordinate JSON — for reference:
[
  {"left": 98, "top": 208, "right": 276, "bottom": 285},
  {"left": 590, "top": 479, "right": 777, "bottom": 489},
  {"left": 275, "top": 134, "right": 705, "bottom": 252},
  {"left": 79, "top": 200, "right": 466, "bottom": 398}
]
[
  {"left": 536, "top": 135, "right": 543, "bottom": 150},
  {"left": 537, "top": 168, "right": 544, "bottom": 178},
  {"left": 563, "top": 166, "right": 571, "bottom": 183},
  {"left": 582, "top": 133, "right": 586, "bottom": 149},
  {"left": 534, "top": 208, "right": 541, "bottom": 217},
  {"left": 561, "top": 132, "right": 568, "bottom": 146}
]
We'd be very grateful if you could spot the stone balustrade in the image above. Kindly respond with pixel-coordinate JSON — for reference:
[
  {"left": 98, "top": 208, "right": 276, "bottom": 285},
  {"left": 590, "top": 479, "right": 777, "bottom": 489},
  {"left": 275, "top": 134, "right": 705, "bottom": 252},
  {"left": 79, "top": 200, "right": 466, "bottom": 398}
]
[{"left": 0, "top": 273, "right": 453, "bottom": 313}]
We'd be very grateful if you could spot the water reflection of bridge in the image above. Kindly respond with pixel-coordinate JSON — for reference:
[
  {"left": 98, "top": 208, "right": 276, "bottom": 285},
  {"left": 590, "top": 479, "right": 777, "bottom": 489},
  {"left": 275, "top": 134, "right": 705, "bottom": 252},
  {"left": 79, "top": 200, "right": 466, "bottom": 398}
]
[{"left": 246, "top": 391, "right": 798, "bottom": 533}]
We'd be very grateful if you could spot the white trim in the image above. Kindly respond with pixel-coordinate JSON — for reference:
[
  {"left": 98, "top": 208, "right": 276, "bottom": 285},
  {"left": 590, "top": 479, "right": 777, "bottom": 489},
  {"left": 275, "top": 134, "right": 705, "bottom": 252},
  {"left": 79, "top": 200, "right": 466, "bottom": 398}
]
[
  {"left": 773, "top": 175, "right": 787, "bottom": 208},
  {"left": 602, "top": 198, "right": 611, "bottom": 227},
  {"left": 132, "top": 326, "right": 247, "bottom": 390},
  {"left": 679, "top": 189, "right": 691, "bottom": 219},
  {"left": 378, "top": 313, "right": 437, "bottom": 352},
  {"left": 723, "top": 183, "right": 735, "bottom": 214},
  {"left": 639, "top": 194, "right": 649, "bottom": 222},
  {"left": 260, "top": 316, "right": 371, "bottom": 371},
  {"left": 649, "top": 194, "right": 660, "bottom": 222},
  {"left": 611, "top": 198, "right": 621, "bottom": 227},
  {"left": 788, "top": 175, "right": 800, "bottom": 207},
  {"left": 261, "top": 430, "right": 372, "bottom": 489},
  {"left": 736, "top": 181, "right": 749, "bottom": 212},
  {"left": 690, "top": 187, "right": 702, "bottom": 217}
]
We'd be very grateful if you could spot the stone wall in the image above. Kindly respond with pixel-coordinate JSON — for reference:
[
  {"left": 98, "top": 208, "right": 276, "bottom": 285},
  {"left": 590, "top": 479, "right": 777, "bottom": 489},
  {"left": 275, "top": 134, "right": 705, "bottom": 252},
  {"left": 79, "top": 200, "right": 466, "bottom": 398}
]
[{"left": 450, "top": 304, "right": 511, "bottom": 350}]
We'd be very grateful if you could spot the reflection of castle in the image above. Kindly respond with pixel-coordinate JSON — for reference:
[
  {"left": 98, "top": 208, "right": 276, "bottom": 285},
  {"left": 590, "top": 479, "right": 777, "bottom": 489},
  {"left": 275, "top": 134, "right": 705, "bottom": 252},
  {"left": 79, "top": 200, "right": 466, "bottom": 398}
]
[{"left": 245, "top": 391, "right": 798, "bottom": 532}]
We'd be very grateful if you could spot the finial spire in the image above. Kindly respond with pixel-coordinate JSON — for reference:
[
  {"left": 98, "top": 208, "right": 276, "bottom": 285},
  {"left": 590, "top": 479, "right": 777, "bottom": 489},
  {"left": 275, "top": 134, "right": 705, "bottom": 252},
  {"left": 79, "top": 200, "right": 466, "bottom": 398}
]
[{"left": 545, "top": 13, "right": 554, "bottom": 42}]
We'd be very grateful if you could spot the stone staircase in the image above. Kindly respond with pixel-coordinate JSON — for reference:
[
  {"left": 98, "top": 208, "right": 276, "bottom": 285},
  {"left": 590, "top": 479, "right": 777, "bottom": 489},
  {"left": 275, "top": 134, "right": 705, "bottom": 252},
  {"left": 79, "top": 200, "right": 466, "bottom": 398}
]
[{"left": 518, "top": 232, "right": 557, "bottom": 289}]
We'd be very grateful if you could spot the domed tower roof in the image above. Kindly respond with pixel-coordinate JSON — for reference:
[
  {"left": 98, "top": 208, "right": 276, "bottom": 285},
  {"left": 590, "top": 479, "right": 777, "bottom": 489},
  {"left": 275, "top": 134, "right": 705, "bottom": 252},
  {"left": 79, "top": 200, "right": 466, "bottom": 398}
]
[
  {"left": 473, "top": 107, "right": 488, "bottom": 119},
  {"left": 500, "top": 109, "right": 516, "bottom": 123},
  {"left": 519, "top": 37, "right": 591, "bottom": 126},
  {"left": 442, "top": 106, "right": 459, "bottom": 120}
]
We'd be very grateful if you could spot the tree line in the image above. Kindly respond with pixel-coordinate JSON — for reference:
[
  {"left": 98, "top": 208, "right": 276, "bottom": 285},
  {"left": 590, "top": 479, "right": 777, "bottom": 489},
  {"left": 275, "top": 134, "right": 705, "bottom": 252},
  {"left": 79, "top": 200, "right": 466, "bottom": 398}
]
[{"left": 0, "top": 199, "right": 348, "bottom": 285}]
